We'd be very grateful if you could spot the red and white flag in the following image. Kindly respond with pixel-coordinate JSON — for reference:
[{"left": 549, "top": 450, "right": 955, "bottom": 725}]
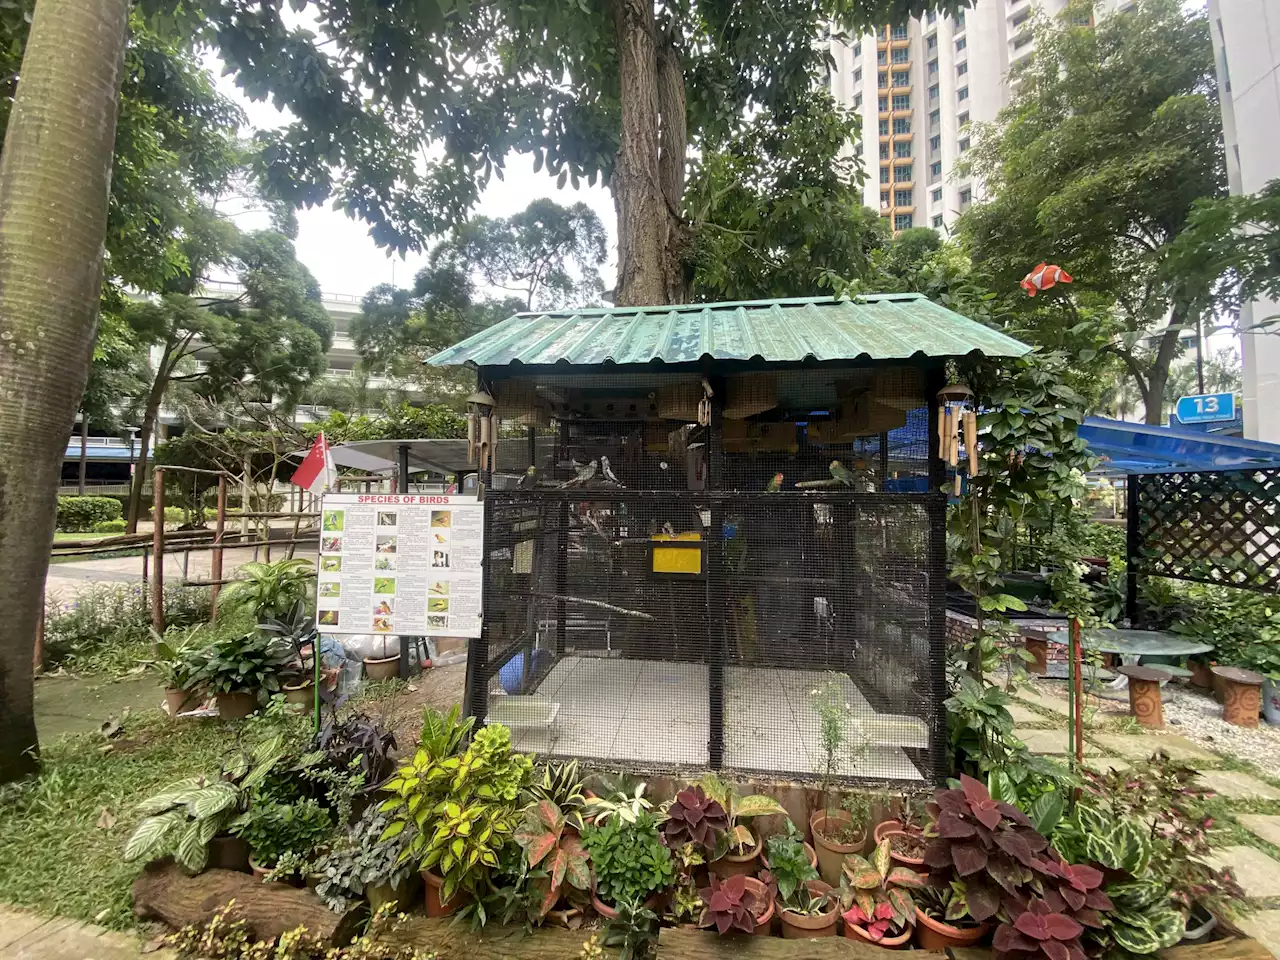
[{"left": 293, "top": 432, "right": 336, "bottom": 495}]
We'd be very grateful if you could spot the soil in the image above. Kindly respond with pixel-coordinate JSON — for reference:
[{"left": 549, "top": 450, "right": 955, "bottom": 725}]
[
  {"left": 922, "top": 907, "right": 981, "bottom": 929},
  {"left": 360, "top": 662, "right": 466, "bottom": 751},
  {"left": 814, "top": 820, "right": 865, "bottom": 846},
  {"left": 888, "top": 832, "right": 925, "bottom": 859}
]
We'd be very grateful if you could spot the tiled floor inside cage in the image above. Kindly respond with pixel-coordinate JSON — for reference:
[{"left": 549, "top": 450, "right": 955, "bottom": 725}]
[{"left": 498, "top": 656, "right": 930, "bottom": 781}]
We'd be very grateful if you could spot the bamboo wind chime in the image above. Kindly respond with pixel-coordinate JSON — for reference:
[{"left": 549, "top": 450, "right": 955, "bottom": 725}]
[
  {"left": 467, "top": 389, "right": 496, "bottom": 475},
  {"left": 937, "top": 383, "right": 978, "bottom": 494}
]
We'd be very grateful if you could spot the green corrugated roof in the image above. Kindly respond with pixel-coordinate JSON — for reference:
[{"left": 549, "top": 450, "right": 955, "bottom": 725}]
[{"left": 426, "top": 294, "right": 1031, "bottom": 368}]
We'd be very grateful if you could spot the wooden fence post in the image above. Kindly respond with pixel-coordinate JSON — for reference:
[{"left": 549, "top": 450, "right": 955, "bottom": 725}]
[
  {"left": 210, "top": 475, "right": 227, "bottom": 620},
  {"left": 152, "top": 468, "right": 166, "bottom": 633}
]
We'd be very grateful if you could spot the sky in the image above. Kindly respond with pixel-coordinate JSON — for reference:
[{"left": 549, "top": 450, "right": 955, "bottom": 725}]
[{"left": 213, "top": 69, "right": 618, "bottom": 301}]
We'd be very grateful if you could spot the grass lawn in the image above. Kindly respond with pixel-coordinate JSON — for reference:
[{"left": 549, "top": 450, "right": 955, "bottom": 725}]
[
  {"left": 52, "top": 531, "right": 120, "bottom": 542},
  {"left": 0, "top": 714, "right": 236, "bottom": 929}
]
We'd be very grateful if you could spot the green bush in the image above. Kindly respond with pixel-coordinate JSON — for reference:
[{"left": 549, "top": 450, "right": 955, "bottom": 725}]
[
  {"left": 155, "top": 506, "right": 185, "bottom": 525},
  {"left": 56, "top": 496, "right": 122, "bottom": 533},
  {"left": 92, "top": 519, "right": 128, "bottom": 533},
  {"left": 43, "top": 583, "right": 212, "bottom": 671}
]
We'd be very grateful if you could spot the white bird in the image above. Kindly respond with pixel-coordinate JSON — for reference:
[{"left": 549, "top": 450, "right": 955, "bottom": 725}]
[
  {"left": 561, "top": 459, "right": 597, "bottom": 488},
  {"left": 600, "top": 455, "right": 623, "bottom": 486}
]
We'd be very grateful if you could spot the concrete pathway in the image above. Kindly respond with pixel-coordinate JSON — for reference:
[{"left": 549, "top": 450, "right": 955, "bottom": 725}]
[{"left": 0, "top": 906, "right": 171, "bottom": 960}]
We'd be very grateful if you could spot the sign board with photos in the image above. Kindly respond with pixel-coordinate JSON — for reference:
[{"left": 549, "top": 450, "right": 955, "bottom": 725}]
[{"left": 316, "top": 493, "right": 484, "bottom": 637}]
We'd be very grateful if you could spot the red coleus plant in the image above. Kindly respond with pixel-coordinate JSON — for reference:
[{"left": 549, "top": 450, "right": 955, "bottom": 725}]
[
  {"left": 923, "top": 776, "right": 1112, "bottom": 960},
  {"left": 663, "top": 786, "right": 728, "bottom": 852},
  {"left": 699, "top": 873, "right": 767, "bottom": 935}
]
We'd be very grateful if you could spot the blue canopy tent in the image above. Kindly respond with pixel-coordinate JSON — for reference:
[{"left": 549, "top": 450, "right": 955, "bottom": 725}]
[{"left": 1075, "top": 417, "right": 1280, "bottom": 625}]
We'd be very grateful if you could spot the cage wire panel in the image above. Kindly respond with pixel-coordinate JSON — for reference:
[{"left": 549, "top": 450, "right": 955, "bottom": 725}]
[
  {"left": 1132, "top": 469, "right": 1280, "bottom": 592},
  {"left": 468, "top": 365, "right": 946, "bottom": 787}
]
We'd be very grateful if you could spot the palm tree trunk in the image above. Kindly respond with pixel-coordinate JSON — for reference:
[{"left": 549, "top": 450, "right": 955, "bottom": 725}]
[
  {"left": 0, "top": 0, "right": 130, "bottom": 783},
  {"left": 127, "top": 352, "right": 171, "bottom": 533}
]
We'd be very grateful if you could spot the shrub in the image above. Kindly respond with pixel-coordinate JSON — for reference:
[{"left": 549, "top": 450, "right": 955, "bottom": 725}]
[
  {"left": 44, "top": 583, "right": 212, "bottom": 670},
  {"left": 56, "top": 496, "right": 122, "bottom": 532},
  {"left": 92, "top": 519, "right": 127, "bottom": 533},
  {"left": 155, "top": 506, "right": 185, "bottom": 525},
  {"left": 581, "top": 811, "right": 675, "bottom": 908},
  {"left": 219, "top": 559, "right": 315, "bottom": 622}
]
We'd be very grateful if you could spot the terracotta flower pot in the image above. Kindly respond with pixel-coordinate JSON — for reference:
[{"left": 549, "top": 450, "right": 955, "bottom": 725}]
[
  {"left": 422, "top": 868, "right": 470, "bottom": 917},
  {"left": 873, "top": 819, "right": 922, "bottom": 844},
  {"left": 779, "top": 880, "right": 838, "bottom": 939},
  {"left": 248, "top": 856, "right": 273, "bottom": 881},
  {"left": 810, "top": 810, "right": 866, "bottom": 886},
  {"left": 364, "top": 655, "right": 400, "bottom": 681},
  {"left": 843, "top": 918, "right": 913, "bottom": 949},
  {"left": 165, "top": 687, "right": 197, "bottom": 717},
  {"left": 710, "top": 829, "right": 762, "bottom": 879},
  {"left": 591, "top": 889, "right": 664, "bottom": 920},
  {"left": 216, "top": 690, "right": 258, "bottom": 721},
  {"left": 915, "top": 908, "right": 989, "bottom": 950},
  {"left": 283, "top": 681, "right": 314, "bottom": 707},
  {"left": 762, "top": 841, "right": 818, "bottom": 872},
  {"left": 881, "top": 829, "right": 925, "bottom": 870}
]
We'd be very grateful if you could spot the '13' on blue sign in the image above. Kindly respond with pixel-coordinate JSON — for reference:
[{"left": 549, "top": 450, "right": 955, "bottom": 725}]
[{"left": 1175, "top": 392, "right": 1235, "bottom": 424}]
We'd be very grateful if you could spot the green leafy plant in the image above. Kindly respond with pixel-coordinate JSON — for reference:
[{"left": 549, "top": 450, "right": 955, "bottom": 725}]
[
  {"left": 839, "top": 838, "right": 924, "bottom": 941},
  {"left": 697, "top": 774, "right": 786, "bottom": 856},
  {"left": 218, "top": 558, "right": 315, "bottom": 622},
  {"left": 581, "top": 812, "right": 675, "bottom": 909},
  {"left": 230, "top": 798, "right": 333, "bottom": 868},
  {"left": 56, "top": 495, "right": 122, "bottom": 532},
  {"left": 123, "top": 734, "right": 288, "bottom": 873},
  {"left": 93, "top": 518, "right": 128, "bottom": 533},
  {"left": 669, "top": 842, "right": 707, "bottom": 925},
  {"left": 810, "top": 676, "right": 870, "bottom": 822},
  {"left": 513, "top": 799, "right": 591, "bottom": 916},
  {"left": 310, "top": 805, "right": 417, "bottom": 911},
  {"left": 762, "top": 828, "right": 820, "bottom": 915},
  {"left": 188, "top": 630, "right": 295, "bottom": 695},
  {"left": 379, "top": 721, "right": 531, "bottom": 903},
  {"left": 601, "top": 896, "right": 660, "bottom": 960},
  {"left": 584, "top": 776, "right": 652, "bottom": 825},
  {"left": 141, "top": 627, "right": 203, "bottom": 691},
  {"left": 525, "top": 760, "right": 588, "bottom": 828}
]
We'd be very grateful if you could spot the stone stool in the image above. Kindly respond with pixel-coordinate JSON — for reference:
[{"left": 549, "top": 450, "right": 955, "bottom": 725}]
[
  {"left": 1117, "top": 665, "right": 1170, "bottom": 729},
  {"left": 1212, "top": 666, "right": 1265, "bottom": 728}
]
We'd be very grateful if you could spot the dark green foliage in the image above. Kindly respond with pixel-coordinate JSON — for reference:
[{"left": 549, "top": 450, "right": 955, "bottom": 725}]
[
  {"left": 92, "top": 519, "right": 129, "bottom": 534},
  {"left": 42, "top": 584, "right": 212, "bottom": 671},
  {"left": 187, "top": 631, "right": 294, "bottom": 695},
  {"left": 230, "top": 797, "right": 333, "bottom": 867},
  {"left": 56, "top": 496, "right": 122, "bottom": 532},
  {"left": 581, "top": 812, "right": 675, "bottom": 908},
  {"left": 762, "top": 831, "right": 817, "bottom": 907}
]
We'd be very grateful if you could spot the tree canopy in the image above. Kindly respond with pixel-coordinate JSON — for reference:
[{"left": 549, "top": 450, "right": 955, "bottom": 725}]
[{"left": 958, "top": 0, "right": 1225, "bottom": 423}]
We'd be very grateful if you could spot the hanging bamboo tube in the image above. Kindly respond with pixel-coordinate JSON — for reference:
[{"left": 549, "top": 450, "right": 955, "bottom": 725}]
[
  {"left": 949, "top": 408, "right": 962, "bottom": 495},
  {"left": 479, "top": 415, "right": 493, "bottom": 474},
  {"left": 937, "top": 405, "right": 948, "bottom": 462},
  {"left": 965, "top": 410, "right": 979, "bottom": 477},
  {"left": 467, "top": 412, "right": 477, "bottom": 464}
]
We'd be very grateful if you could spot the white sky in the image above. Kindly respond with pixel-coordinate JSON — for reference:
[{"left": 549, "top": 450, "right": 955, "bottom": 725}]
[{"left": 213, "top": 69, "right": 618, "bottom": 300}]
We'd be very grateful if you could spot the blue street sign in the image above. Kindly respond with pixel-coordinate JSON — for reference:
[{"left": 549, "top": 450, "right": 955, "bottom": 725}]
[{"left": 1175, "top": 392, "right": 1236, "bottom": 424}]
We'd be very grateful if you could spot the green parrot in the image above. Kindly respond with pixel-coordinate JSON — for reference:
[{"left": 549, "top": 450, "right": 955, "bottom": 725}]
[
  {"left": 829, "top": 460, "right": 855, "bottom": 486},
  {"left": 766, "top": 472, "right": 784, "bottom": 493}
]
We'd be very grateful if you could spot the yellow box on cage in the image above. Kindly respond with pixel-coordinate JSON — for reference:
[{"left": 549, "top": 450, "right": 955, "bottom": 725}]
[{"left": 651, "top": 531, "right": 703, "bottom": 575}]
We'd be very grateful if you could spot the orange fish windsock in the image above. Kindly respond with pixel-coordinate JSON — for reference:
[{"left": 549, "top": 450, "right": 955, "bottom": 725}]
[{"left": 1020, "top": 262, "right": 1073, "bottom": 297}]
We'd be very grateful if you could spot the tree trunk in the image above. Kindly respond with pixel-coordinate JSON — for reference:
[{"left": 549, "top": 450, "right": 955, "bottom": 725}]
[
  {"left": 1143, "top": 324, "right": 1184, "bottom": 425},
  {"left": 131, "top": 859, "right": 362, "bottom": 944},
  {"left": 611, "top": 0, "right": 687, "bottom": 307},
  {"left": 127, "top": 360, "right": 169, "bottom": 533},
  {"left": 0, "top": 0, "right": 129, "bottom": 784}
]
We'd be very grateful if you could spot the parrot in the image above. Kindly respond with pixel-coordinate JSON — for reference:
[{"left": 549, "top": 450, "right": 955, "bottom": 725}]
[
  {"left": 766, "top": 472, "right": 784, "bottom": 493},
  {"left": 518, "top": 466, "right": 537, "bottom": 489},
  {"left": 829, "top": 460, "right": 856, "bottom": 486},
  {"left": 662, "top": 521, "right": 677, "bottom": 538},
  {"left": 600, "top": 455, "right": 623, "bottom": 486},
  {"left": 561, "top": 459, "right": 597, "bottom": 488}
]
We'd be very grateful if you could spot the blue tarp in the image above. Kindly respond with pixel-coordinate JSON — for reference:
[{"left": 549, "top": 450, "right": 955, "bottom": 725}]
[{"left": 1079, "top": 416, "right": 1280, "bottom": 474}]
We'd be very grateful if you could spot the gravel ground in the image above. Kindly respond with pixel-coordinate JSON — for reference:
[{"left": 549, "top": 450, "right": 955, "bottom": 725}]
[{"left": 1028, "top": 677, "right": 1280, "bottom": 772}]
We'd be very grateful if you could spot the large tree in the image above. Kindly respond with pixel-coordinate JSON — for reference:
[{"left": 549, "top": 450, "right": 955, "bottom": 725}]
[
  {"left": 958, "top": 0, "right": 1225, "bottom": 423},
  {"left": 123, "top": 229, "right": 332, "bottom": 530},
  {"left": 0, "top": 0, "right": 131, "bottom": 782}
]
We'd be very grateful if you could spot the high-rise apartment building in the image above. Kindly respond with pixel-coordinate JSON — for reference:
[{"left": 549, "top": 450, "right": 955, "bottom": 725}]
[
  {"left": 1208, "top": 0, "right": 1280, "bottom": 442},
  {"left": 829, "top": 1, "right": 1130, "bottom": 235}
]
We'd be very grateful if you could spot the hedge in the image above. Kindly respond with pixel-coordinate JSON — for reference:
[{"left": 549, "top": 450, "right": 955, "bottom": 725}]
[
  {"left": 92, "top": 519, "right": 128, "bottom": 533},
  {"left": 57, "top": 496, "right": 123, "bottom": 532}
]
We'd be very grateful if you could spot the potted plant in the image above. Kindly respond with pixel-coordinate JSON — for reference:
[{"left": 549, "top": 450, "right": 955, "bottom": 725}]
[
  {"left": 218, "top": 558, "right": 315, "bottom": 622},
  {"left": 514, "top": 799, "right": 592, "bottom": 917},
  {"left": 1244, "top": 637, "right": 1280, "bottom": 725},
  {"left": 914, "top": 883, "right": 988, "bottom": 951},
  {"left": 920, "top": 775, "right": 1112, "bottom": 956},
  {"left": 662, "top": 785, "right": 728, "bottom": 853},
  {"left": 526, "top": 759, "right": 590, "bottom": 826},
  {"left": 379, "top": 711, "right": 531, "bottom": 916},
  {"left": 363, "top": 633, "right": 400, "bottom": 681},
  {"left": 259, "top": 602, "right": 320, "bottom": 706},
  {"left": 581, "top": 811, "right": 675, "bottom": 918},
  {"left": 698, "top": 775, "right": 786, "bottom": 878},
  {"left": 142, "top": 628, "right": 202, "bottom": 717},
  {"left": 310, "top": 805, "right": 419, "bottom": 912},
  {"left": 231, "top": 798, "right": 333, "bottom": 879},
  {"left": 583, "top": 776, "right": 653, "bottom": 825},
  {"left": 187, "top": 630, "right": 294, "bottom": 720},
  {"left": 669, "top": 842, "right": 709, "bottom": 928},
  {"left": 699, "top": 873, "right": 775, "bottom": 936},
  {"left": 809, "top": 679, "right": 871, "bottom": 884},
  {"left": 763, "top": 829, "right": 839, "bottom": 938},
  {"left": 839, "top": 838, "right": 923, "bottom": 949},
  {"left": 874, "top": 794, "right": 926, "bottom": 844}
]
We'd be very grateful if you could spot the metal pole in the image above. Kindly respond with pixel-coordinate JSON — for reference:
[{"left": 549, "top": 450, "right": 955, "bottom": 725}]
[
  {"left": 78, "top": 413, "right": 87, "bottom": 495},
  {"left": 397, "top": 444, "right": 410, "bottom": 494},
  {"left": 1195, "top": 314, "right": 1206, "bottom": 396},
  {"left": 706, "top": 375, "right": 725, "bottom": 770},
  {"left": 1125, "top": 476, "right": 1140, "bottom": 626},
  {"left": 210, "top": 475, "right": 227, "bottom": 620},
  {"left": 152, "top": 468, "right": 166, "bottom": 633},
  {"left": 1069, "top": 617, "right": 1084, "bottom": 766}
]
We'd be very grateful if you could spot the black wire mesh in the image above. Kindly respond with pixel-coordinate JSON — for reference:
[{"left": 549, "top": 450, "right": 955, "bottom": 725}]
[
  {"left": 1132, "top": 469, "right": 1280, "bottom": 592},
  {"left": 472, "top": 488, "right": 947, "bottom": 788}
]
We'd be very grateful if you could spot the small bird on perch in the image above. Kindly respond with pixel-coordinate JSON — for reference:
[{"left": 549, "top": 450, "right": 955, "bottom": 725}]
[
  {"left": 600, "top": 455, "right": 623, "bottom": 486},
  {"left": 765, "top": 472, "right": 784, "bottom": 493},
  {"left": 561, "top": 459, "right": 597, "bottom": 488},
  {"left": 518, "top": 466, "right": 537, "bottom": 489},
  {"left": 829, "top": 460, "right": 855, "bottom": 486}
]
